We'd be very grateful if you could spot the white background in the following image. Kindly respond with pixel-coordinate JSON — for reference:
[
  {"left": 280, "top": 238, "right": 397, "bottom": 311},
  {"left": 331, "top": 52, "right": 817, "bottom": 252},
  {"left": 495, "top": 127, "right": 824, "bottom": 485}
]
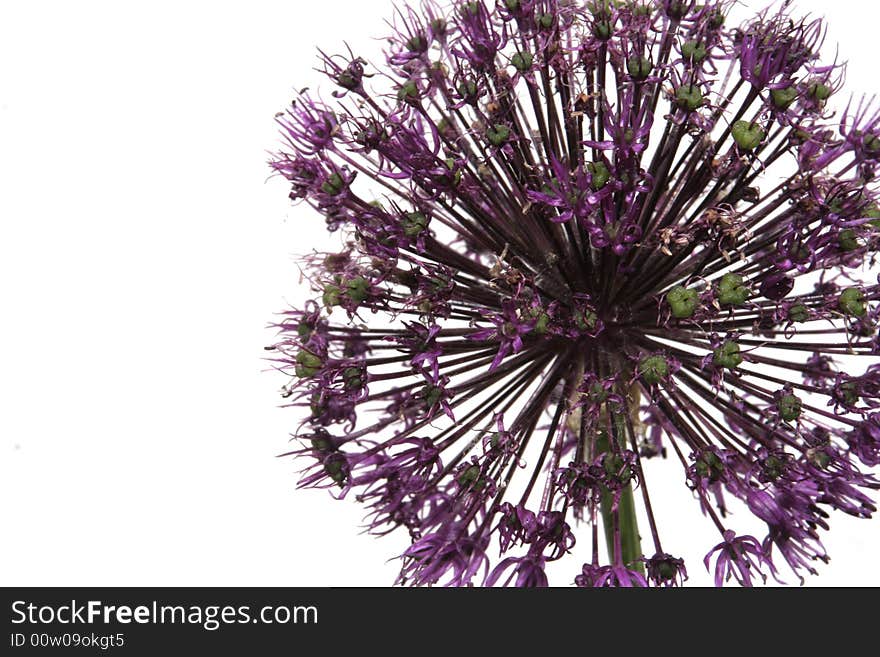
[{"left": 1, "top": 0, "right": 877, "bottom": 587}]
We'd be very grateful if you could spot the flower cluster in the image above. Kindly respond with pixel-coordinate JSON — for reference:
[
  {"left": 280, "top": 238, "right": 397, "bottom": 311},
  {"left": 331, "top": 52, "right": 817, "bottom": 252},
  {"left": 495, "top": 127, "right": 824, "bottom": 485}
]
[{"left": 268, "top": 0, "right": 880, "bottom": 586}]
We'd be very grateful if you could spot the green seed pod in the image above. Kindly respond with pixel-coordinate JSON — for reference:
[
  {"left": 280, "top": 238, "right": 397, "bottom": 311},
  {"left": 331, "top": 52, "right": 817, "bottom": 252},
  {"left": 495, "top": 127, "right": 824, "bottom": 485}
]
[
  {"left": 457, "top": 79, "right": 477, "bottom": 99},
  {"left": 731, "top": 121, "right": 765, "bottom": 151},
  {"left": 713, "top": 341, "right": 742, "bottom": 370},
  {"left": 457, "top": 464, "right": 482, "bottom": 489},
  {"left": 627, "top": 55, "right": 653, "bottom": 81},
  {"left": 511, "top": 51, "right": 533, "bottom": 72},
  {"left": 839, "top": 287, "right": 867, "bottom": 317},
  {"left": 588, "top": 161, "right": 611, "bottom": 190},
  {"left": 397, "top": 80, "right": 419, "bottom": 102},
  {"left": 575, "top": 308, "right": 599, "bottom": 332},
  {"left": 777, "top": 394, "right": 802, "bottom": 422},
  {"left": 322, "top": 282, "right": 342, "bottom": 308},
  {"left": 770, "top": 86, "right": 798, "bottom": 111},
  {"left": 788, "top": 303, "right": 810, "bottom": 323},
  {"left": 717, "top": 273, "right": 750, "bottom": 306},
  {"left": 345, "top": 276, "right": 370, "bottom": 304},
  {"left": 323, "top": 458, "right": 346, "bottom": 484},
  {"left": 838, "top": 229, "right": 860, "bottom": 252},
  {"left": 866, "top": 204, "right": 880, "bottom": 225},
  {"left": 295, "top": 349, "right": 323, "bottom": 378},
  {"left": 666, "top": 285, "right": 700, "bottom": 319},
  {"left": 675, "top": 85, "right": 704, "bottom": 112},
  {"left": 708, "top": 9, "right": 725, "bottom": 28},
  {"left": 430, "top": 18, "right": 447, "bottom": 36},
  {"left": 836, "top": 380, "right": 860, "bottom": 406},
  {"left": 406, "top": 33, "right": 427, "bottom": 52},
  {"left": 695, "top": 450, "right": 725, "bottom": 482},
  {"left": 320, "top": 172, "right": 346, "bottom": 196},
  {"left": 593, "top": 20, "right": 613, "bottom": 40},
  {"left": 681, "top": 40, "right": 707, "bottom": 62},
  {"left": 863, "top": 133, "right": 880, "bottom": 156},
  {"left": 808, "top": 82, "right": 832, "bottom": 101},
  {"left": 639, "top": 355, "right": 669, "bottom": 385},
  {"left": 487, "top": 124, "right": 511, "bottom": 147},
  {"left": 401, "top": 211, "right": 428, "bottom": 237}
]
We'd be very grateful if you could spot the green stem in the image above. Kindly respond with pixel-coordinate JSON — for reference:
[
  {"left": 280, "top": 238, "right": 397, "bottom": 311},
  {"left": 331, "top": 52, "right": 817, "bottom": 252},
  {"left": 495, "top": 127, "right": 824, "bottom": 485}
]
[{"left": 598, "top": 413, "right": 644, "bottom": 573}]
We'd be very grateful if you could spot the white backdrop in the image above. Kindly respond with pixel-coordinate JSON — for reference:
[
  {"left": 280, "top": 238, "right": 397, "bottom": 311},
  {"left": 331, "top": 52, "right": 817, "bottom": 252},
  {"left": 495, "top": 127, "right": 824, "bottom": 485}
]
[{"left": 1, "top": 0, "right": 878, "bottom": 587}]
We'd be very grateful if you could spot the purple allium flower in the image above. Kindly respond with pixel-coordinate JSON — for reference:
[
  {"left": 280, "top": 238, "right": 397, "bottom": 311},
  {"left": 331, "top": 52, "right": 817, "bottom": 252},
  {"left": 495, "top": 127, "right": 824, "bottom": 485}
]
[{"left": 268, "top": 0, "right": 880, "bottom": 586}]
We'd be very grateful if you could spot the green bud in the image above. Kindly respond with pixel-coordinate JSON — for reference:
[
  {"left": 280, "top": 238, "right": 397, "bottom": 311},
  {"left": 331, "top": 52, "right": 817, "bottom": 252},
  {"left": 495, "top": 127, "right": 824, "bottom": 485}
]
[
  {"left": 788, "top": 303, "right": 810, "bottom": 323},
  {"left": 345, "top": 276, "right": 370, "bottom": 304},
  {"left": 343, "top": 366, "right": 363, "bottom": 391},
  {"left": 511, "top": 51, "right": 533, "bottom": 72},
  {"left": 320, "top": 172, "right": 345, "bottom": 196},
  {"left": 627, "top": 55, "right": 652, "bottom": 80},
  {"left": 295, "top": 349, "right": 323, "bottom": 378},
  {"left": 444, "top": 158, "right": 462, "bottom": 186},
  {"left": 639, "top": 355, "right": 669, "bottom": 385},
  {"left": 708, "top": 9, "right": 726, "bottom": 28},
  {"left": 657, "top": 561, "right": 677, "bottom": 581},
  {"left": 587, "top": 381, "right": 608, "bottom": 404},
  {"left": 401, "top": 211, "right": 428, "bottom": 237},
  {"left": 839, "top": 229, "right": 860, "bottom": 252},
  {"left": 761, "top": 454, "right": 786, "bottom": 480},
  {"left": 770, "top": 86, "right": 798, "bottom": 111},
  {"left": 863, "top": 133, "right": 880, "bottom": 156},
  {"left": 575, "top": 308, "right": 599, "bottom": 332},
  {"left": 695, "top": 450, "right": 724, "bottom": 482},
  {"left": 430, "top": 18, "right": 447, "bottom": 36},
  {"left": 457, "top": 79, "right": 477, "bottom": 99},
  {"left": 311, "top": 435, "right": 333, "bottom": 452},
  {"left": 538, "top": 13, "right": 554, "bottom": 29},
  {"left": 836, "top": 380, "right": 859, "bottom": 406},
  {"left": 666, "top": 0, "right": 688, "bottom": 19},
  {"left": 397, "top": 80, "right": 419, "bottom": 102},
  {"left": 807, "top": 447, "right": 831, "bottom": 469},
  {"left": 487, "top": 123, "right": 511, "bottom": 146},
  {"left": 603, "top": 452, "right": 632, "bottom": 484},
  {"left": 777, "top": 394, "right": 802, "bottom": 422},
  {"left": 808, "top": 82, "right": 832, "bottom": 102},
  {"left": 406, "top": 33, "right": 427, "bottom": 52},
  {"left": 309, "top": 391, "right": 325, "bottom": 418},
  {"left": 675, "top": 85, "right": 704, "bottom": 112},
  {"left": 336, "top": 71, "right": 359, "bottom": 90},
  {"left": 532, "top": 311, "right": 550, "bottom": 335},
  {"left": 666, "top": 285, "right": 699, "bottom": 319},
  {"left": 593, "top": 20, "right": 613, "bottom": 40},
  {"left": 717, "top": 273, "right": 750, "bottom": 306},
  {"left": 588, "top": 161, "right": 611, "bottom": 190},
  {"left": 731, "top": 121, "right": 765, "bottom": 151},
  {"left": 457, "top": 464, "right": 482, "bottom": 489},
  {"left": 323, "top": 458, "right": 346, "bottom": 484},
  {"left": 504, "top": 0, "right": 521, "bottom": 10},
  {"left": 713, "top": 341, "right": 742, "bottom": 370},
  {"left": 681, "top": 40, "right": 708, "bottom": 62},
  {"left": 839, "top": 287, "right": 867, "bottom": 317},
  {"left": 423, "top": 385, "right": 442, "bottom": 408},
  {"left": 488, "top": 432, "right": 502, "bottom": 451},
  {"left": 589, "top": 0, "right": 613, "bottom": 19},
  {"left": 322, "top": 282, "right": 342, "bottom": 308}
]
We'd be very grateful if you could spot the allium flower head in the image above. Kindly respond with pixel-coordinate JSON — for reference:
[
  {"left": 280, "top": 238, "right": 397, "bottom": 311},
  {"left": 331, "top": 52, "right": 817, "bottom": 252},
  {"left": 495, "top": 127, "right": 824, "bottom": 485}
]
[{"left": 268, "top": 0, "right": 880, "bottom": 586}]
